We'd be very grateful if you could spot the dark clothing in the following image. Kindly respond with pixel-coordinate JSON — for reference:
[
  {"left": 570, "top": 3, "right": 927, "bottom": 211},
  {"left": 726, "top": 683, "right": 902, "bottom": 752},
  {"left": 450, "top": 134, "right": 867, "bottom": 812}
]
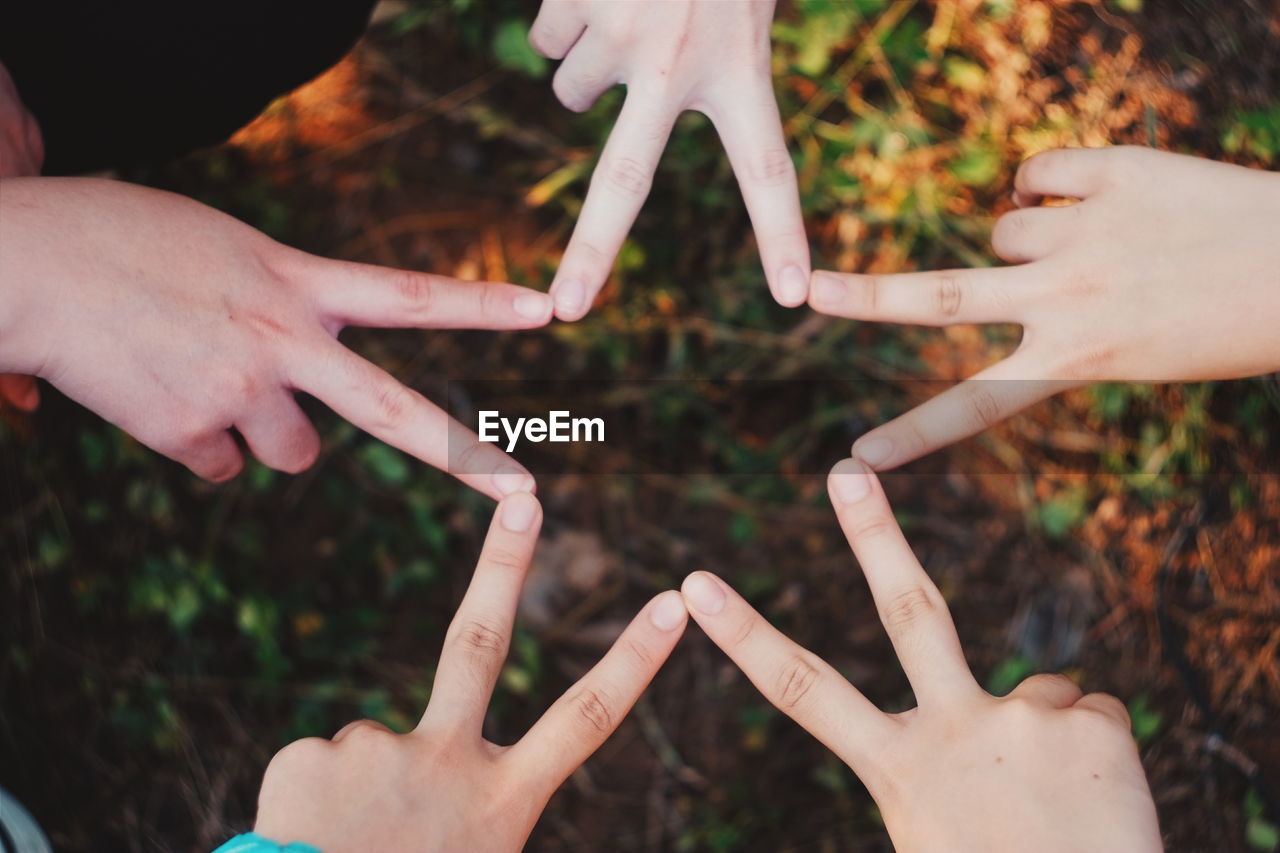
[{"left": 0, "top": 1, "right": 377, "bottom": 174}]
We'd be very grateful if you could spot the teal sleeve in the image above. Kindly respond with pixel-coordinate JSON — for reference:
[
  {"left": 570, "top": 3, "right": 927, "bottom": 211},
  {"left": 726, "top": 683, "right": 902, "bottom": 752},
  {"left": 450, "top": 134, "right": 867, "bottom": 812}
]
[{"left": 211, "top": 832, "right": 322, "bottom": 853}]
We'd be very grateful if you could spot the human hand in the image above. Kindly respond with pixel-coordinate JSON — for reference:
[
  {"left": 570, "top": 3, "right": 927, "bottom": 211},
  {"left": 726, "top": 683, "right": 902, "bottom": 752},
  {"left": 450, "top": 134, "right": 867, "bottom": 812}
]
[
  {"left": 0, "top": 177, "right": 553, "bottom": 494},
  {"left": 252, "top": 492, "right": 689, "bottom": 852},
  {"left": 529, "top": 0, "right": 809, "bottom": 319},
  {"left": 0, "top": 60, "right": 44, "bottom": 413},
  {"left": 808, "top": 146, "right": 1280, "bottom": 470},
  {"left": 680, "top": 459, "right": 1162, "bottom": 853}
]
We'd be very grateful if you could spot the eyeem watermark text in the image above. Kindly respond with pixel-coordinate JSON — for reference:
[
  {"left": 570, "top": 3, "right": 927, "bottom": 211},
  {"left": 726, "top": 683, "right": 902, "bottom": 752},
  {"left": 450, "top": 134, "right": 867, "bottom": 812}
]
[{"left": 478, "top": 410, "right": 605, "bottom": 452}]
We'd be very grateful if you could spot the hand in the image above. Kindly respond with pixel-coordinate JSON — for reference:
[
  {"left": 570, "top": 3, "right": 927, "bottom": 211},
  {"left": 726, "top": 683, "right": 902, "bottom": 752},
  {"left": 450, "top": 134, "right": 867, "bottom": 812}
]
[
  {"left": 252, "top": 492, "right": 689, "bottom": 851},
  {"left": 0, "top": 177, "right": 553, "bottom": 495},
  {"left": 807, "top": 146, "right": 1280, "bottom": 470},
  {"left": 0, "top": 60, "right": 44, "bottom": 413},
  {"left": 680, "top": 459, "right": 1162, "bottom": 853},
  {"left": 529, "top": 0, "right": 810, "bottom": 320}
]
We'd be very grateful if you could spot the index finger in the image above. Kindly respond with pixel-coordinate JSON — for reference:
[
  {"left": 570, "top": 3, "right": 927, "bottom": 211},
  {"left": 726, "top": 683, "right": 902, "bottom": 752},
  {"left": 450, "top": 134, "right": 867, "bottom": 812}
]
[
  {"left": 287, "top": 339, "right": 534, "bottom": 500},
  {"left": 508, "top": 590, "right": 688, "bottom": 795},
  {"left": 850, "top": 352, "right": 1066, "bottom": 471},
  {"left": 417, "top": 492, "right": 543, "bottom": 737},
  {"left": 297, "top": 255, "right": 553, "bottom": 331},
  {"left": 679, "top": 570, "right": 895, "bottom": 775},
  {"left": 706, "top": 78, "right": 810, "bottom": 307},
  {"left": 549, "top": 91, "right": 675, "bottom": 321},
  {"left": 826, "top": 459, "right": 981, "bottom": 708}
]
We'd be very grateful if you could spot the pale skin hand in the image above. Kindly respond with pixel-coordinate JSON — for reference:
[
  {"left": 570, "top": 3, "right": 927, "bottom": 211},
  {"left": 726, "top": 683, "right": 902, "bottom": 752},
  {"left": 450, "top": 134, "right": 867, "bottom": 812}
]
[
  {"left": 681, "top": 459, "right": 1163, "bottom": 853},
  {"left": 0, "top": 177, "right": 554, "bottom": 495},
  {"left": 253, "top": 492, "right": 689, "bottom": 852},
  {"left": 529, "top": 0, "right": 810, "bottom": 320},
  {"left": 0, "top": 59, "right": 43, "bottom": 412},
  {"left": 807, "top": 146, "right": 1280, "bottom": 470}
]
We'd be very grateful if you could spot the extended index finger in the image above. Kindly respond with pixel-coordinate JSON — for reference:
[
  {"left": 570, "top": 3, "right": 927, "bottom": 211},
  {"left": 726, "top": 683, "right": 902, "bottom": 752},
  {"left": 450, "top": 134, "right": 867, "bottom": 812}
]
[
  {"left": 549, "top": 91, "right": 675, "bottom": 321},
  {"left": 287, "top": 339, "right": 534, "bottom": 500},
  {"left": 509, "top": 590, "right": 688, "bottom": 794},
  {"left": 680, "top": 571, "right": 894, "bottom": 774},
  {"left": 417, "top": 492, "right": 543, "bottom": 737}
]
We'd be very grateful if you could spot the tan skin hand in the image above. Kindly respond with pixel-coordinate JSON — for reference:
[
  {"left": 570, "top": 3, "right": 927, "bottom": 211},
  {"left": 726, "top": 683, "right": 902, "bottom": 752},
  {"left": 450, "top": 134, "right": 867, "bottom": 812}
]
[
  {"left": 807, "top": 146, "right": 1280, "bottom": 470},
  {"left": 0, "top": 59, "right": 44, "bottom": 413},
  {"left": 529, "top": 0, "right": 810, "bottom": 319},
  {"left": 252, "top": 492, "right": 689, "bottom": 852},
  {"left": 680, "top": 460, "right": 1162, "bottom": 853},
  {"left": 0, "top": 177, "right": 555, "bottom": 494}
]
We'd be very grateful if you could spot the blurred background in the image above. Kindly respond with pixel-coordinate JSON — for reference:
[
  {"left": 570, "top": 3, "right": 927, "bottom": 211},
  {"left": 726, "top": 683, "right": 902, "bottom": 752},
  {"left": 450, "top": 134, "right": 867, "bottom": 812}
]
[{"left": 2, "top": 0, "right": 1279, "bottom": 850}]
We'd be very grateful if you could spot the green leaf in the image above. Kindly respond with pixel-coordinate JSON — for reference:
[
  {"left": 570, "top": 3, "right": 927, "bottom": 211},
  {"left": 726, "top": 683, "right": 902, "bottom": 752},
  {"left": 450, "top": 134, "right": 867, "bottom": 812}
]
[
  {"left": 492, "top": 19, "right": 548, "bottom": 78},
  {"left": 986, "top": 655, "right": 1035, "bottom": 696},
  {"left": 948, "top": 146, "right": 1001, "bottom": 187},
  {"left": 1035, "top": 489, "right": 1088, "bottom": 539},
  {"left": 1127, "top": 693, "right": 1163, "bottom": 743},
  {"left": 359, "top": 443, "right": 411, "bottom": 487}
]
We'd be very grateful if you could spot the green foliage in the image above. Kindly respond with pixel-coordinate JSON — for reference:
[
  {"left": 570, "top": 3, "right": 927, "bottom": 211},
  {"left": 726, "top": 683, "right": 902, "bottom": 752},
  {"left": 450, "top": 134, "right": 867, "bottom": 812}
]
[
  {"left": 1126, "top": 693, "right": 1163, "bottom": 744},
  {"left": 1034, "top": 488, "right": 1089, "bottom": 540},
  {"left": 1246, "top": 788, "right": 1280, "bottom": 851},
  {"left": 1222, "top": 105, "right": 1280, "bottom": 164},
  {"left": 491, "top": 19, "right": 548, "bottom": 78},
  {"left": 986, "top": 655, "right": 1036, "bottom": 696}
]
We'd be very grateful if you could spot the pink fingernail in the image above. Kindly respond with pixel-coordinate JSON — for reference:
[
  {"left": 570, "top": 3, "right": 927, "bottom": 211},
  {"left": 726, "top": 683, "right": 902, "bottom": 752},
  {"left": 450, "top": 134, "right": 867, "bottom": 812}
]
[
  {"left": 829, "top": 458, "right": 872, "bottom": 504},
  {"left": 553, "top": 278, "right": 586, "bottom": 317},
  {"left": 492, "top": 466, "right": 534, "bottom": 496},
  {"left": 514, "top": 292, "right": 552, "bottom": 322},
  {"left": 682, "top": 572, "right": 726, "bottom": 616},
  {"left": 777, "top": 265, "right": 809, "bottom": 306},
  {"left": 648, "top": 591, "right": 687, "bottom": 631},
  {"left": 500, "top": 491, "right": 539, "bottom": 532},
  {"left": 852, "top": 436, "right": 893, "bottom": 468}
]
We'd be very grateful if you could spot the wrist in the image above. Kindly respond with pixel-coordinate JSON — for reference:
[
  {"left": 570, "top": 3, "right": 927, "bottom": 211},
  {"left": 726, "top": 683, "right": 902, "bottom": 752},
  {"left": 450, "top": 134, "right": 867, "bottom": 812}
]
[{"left": 0, "top": 178, "right": 45, "bottom": 374}]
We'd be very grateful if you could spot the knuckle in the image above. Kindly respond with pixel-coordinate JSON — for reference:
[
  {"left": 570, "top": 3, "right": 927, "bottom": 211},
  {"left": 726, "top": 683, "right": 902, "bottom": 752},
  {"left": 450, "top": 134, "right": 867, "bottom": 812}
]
[
  {"left": 572, "top": 687, "right": 615, "bottom": 734},
  {"left": 369, "top": 382, "right": 416, "bottom": 432},
  {"left": 341, "top": 720, "right": 393, "bottom": 744},
  {"left": 856, "top": 275, "right": 880, "bottom": 314},
  {"left": 265, "top": 737, "right": 330, "bottom": 778},
  {"left": 729, "top": 614, "right": 757, "bottom": 648},
  {"left": 935, "top": 273, "right": 964, "bottom": 318},
  {"left": 600, "top": 156, "right": 653, "bottom": 197},
  {"left": 454, "top": 618, "right": 508, "bottom": 659},
  {"left": 746, "top": 147, "right": 796, "bottom": 187},
  {"left": 392, "top": 271, "right": 435, "bottom": 311},
  {"left": 774, "top": 655, "right": 820, "bottom": 711},
  {"left": 964, "top": 385, "right": 1003, "bottom": 429},
  {"left": 846, "top": 511, "right": 897, "bottom": 544},
  {"left": 625, "top": 638, "right": 655, "bottom": 671},
  {"left": 451, "top": 440, "right": 488, "bottom": 476},
  {"left": 1078, "top": 693, "right": 1131, "bottom": 727},
  {"left": 482, "top": 545, "right": 528, "bottom": 575},
  {"left": 880, "top": 586, "right": 938, "bottom": 633}
]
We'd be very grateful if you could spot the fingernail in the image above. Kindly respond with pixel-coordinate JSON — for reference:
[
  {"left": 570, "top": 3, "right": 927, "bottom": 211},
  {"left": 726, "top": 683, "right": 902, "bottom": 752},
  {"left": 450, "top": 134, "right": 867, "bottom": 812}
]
[
  {"left": 682, "top": 572, "right": 725, "bottom": 616},
  {"left": 500, "top": 491, "right": 539, "bottom": 532},
  {"left": 829, "top": 458, "right": 872, "bottom": 504},
  {"left": 514, "top": 292, "right": 552, "bottom": 322},
  {"left": 777, "top": 265, "right": 809, "bottom": 306},
  {"left": 852, "top": 436, "right": 894, "bottom": 468},
  {"left": 648, "top": 591, "right": 687, "bottom": 631},
  {"left": 492, "top": 466, "right": 535, "bottom": 497},
  {"left": 553, "top": 278, "right": 586, "bottom": 317},
  {"left": 811, "top": 272, "right": 847, "bottom": 306}
]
